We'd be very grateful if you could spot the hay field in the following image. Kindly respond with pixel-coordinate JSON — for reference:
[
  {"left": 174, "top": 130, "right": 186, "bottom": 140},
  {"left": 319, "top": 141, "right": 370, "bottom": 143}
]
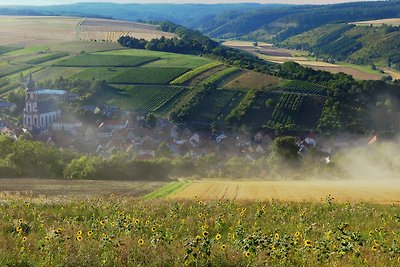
[
  {"left": 169, "top": 179, "right": 400, "bottom": 204},
  {"left": 79, "top": 18, "right": 176, "bottom": 42},
  {"left": 0, "top": 16, "right": 175, "bottom": 47},
  {"left": 352, "top": 18, "right": 400, "bottom": 26}
]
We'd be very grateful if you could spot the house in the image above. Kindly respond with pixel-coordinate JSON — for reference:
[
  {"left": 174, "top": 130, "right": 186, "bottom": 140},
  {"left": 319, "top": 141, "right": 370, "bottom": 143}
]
[
  {"left": 216, "top": 134, "right": 227, "bottom": 144},
  {"left": 189, "top": 133, "right": 201, "bottom": 147},
  {"left": 52, "top": 115, "right": 82, "bottom": 134},
  {"left": 0, "top": 101, "right": 16, "bottom": 113},
  {"left": 98, "top": 120, "right": 128, "bottom": 131}
]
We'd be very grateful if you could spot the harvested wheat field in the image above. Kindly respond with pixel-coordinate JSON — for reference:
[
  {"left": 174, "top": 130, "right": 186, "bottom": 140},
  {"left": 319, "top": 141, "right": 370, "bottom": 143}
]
[
  {"left": 352, "top": 18, "right": 400, "bottom": 26},
  {"left": 169, "top": 179, "right": 400, "bottom": 204}
]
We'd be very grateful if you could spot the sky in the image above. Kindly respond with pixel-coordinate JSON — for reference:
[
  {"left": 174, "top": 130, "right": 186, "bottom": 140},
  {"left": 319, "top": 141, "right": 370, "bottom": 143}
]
[{"left": 0, "top": 0, "right": 376, "bottom": 6}]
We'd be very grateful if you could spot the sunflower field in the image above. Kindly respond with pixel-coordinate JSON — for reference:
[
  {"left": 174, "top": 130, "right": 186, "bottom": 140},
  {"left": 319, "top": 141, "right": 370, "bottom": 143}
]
[{"left": 0, "top": 195, "right": 399, "bottom": 266}]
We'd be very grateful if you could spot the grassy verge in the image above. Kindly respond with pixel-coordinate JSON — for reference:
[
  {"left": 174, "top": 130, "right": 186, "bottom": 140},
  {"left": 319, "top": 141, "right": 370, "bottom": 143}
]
[{"left": 142, "top": 181, "right": 188, "bottom": 200}]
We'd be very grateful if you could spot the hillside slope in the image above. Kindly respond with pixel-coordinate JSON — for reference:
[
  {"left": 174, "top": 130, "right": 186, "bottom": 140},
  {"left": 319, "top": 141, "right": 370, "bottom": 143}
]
[{"left": 282, "top": 23, "right": 400, "bottom": 70}]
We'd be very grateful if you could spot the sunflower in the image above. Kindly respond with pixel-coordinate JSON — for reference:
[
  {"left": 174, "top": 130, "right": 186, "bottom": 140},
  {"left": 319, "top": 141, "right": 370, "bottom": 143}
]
[
  {"left": 77, "top": 230, "right": 82, "bottom": 236},
  {"left": 135, "top": 219, "right": 140, "bottom": 224},
  {"left": 100, "top": 220, "right": 106, "bottom": 226},
  {"left": 295, "top": 231, "right": 301, "bottom": 238},
  {"left": 372, "top": 245, "right": 378, "bottom": 252},
  {"left": 198, "top": 213, "right": 203, "bottom": 218},
  {"left": 138, "top": 239, "right": 144, "bottom": 246},
  {"left": 76, "top": 235, "right": 83, "bottom": 242},
  {"left": 18, "top": 219, "right": 23, "bottom": 224},
  {"left": 275, "top": 233, "right": 280, "bottom": 240},
  {"left": 245, "top": 251, "right": 251, "bottom": 257},
  {"left": 22, "top": 236, "right": 27, "bottom": 242},
  {"left": 151, "top": 226, "right": 156, "bottom": 232},
  {"left": 16, "top": 226, "right": 22, "bottom": 232},
  {"left": 56, "top": 227, "right": 62, "bottom": 234},
  {"left": 87, "top": 230, "right": 93, "bottom": 237},
  {"left": 304, "top": 240, "right": 312, "bottom": 247},
  {"left": 215, "top": 233, "right": 222, "bottom": 240},
  {"left": 198, "top": 200, "right": 203, "bottom": 205},
  {"left": 45, "top": 236, "right": 50, "bottom": 241},
  {"left": 221, "top": 244, "right": 226, "bottom": 251},
  {"left": 202, "top": 231, "right": 209, "bottom": 237},
  {"left": 196, "top": 235, "right": 201, "bottom": 241}
]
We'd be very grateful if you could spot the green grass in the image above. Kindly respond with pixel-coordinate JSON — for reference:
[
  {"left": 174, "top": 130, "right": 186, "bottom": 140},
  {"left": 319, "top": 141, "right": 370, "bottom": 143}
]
[
  {"left": 97, "top": 49, "right": 213, "bottom": 68},
  {"left": 171, "top": 62, "right": 223, "bottom": 84},
  {"left": 142, "top": 182, "right": 188, "bottom": 199},
  {"left": 200, "top": 67, "right": 240, "bottom": 85},
  {"left": 33, "top": 67, "right": 86, "bottom": 81},
  {"left": 49, "top": 41, "right": 123, "bottom": 54},
  {"left": 71, "top": 67, "right": 123, "bottom": 81},
  {"left": 0, "top": 63, "right": 31, "bottom": 78},
  {"left": 0, "top": 46, "right": 22, "bottom": 55},
  {"left": 57, "top": 54, "right": 159, "bottom": 67},
  {"left": 336, "top": 61, "right": 384, "bottom": 76},
  {"left": 109, "top": 67, "right": 190, "bottom": 84},
  {"left": 2, "top": 46, "right": 49, "bottom": 56},
  {"left": 25, "top": 52, "right": 69, "bottom": 65}
]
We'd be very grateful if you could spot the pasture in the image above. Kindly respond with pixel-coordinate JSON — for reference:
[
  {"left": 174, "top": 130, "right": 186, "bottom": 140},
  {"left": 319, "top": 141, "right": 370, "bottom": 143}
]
[
  {"left": 0, "top": 178, "right": 399, "bottom": 266},
  {"left": 57, "top": 54, "right": 159, "bottom": 67}
]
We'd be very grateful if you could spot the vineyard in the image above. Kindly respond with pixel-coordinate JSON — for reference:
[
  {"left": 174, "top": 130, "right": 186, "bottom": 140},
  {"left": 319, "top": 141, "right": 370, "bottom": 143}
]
[
  {"left": 110, "top": 67, "right": 190, "bottom": 84},
  {"left": 57, "top": 54, "right": 159, "bottom": 67},
  {"left": 190, "top": 89, "right": 244, "bottom": 126},
  {"left": 112, "top": 85, "right": 188, "bottom": 113},
  {"left": 282, "top": 81, "right": 328, "bottom": 96},
  {"left": 267, "top": 93, "right": 305, "bottom": 128},
  {"left": 200, "top": 67, "right": 240, "bottom": 85},
  {"left": 170, "top": 62, "right": 223, "bottom": 84}
]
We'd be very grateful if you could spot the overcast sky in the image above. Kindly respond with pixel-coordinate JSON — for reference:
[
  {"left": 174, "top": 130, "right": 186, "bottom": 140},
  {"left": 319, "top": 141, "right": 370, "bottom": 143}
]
[{"left": 0, "top": 0, "right": 376, "bottom": 6}]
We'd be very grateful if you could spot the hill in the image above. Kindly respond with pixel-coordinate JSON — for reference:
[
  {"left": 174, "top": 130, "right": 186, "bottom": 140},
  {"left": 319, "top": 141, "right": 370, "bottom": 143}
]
[{"left": 281, "top": 22, "right": 400, "bottom": 71}]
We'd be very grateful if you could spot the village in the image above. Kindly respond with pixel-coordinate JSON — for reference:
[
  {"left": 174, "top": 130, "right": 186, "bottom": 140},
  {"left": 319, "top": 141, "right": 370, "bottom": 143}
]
[{"left": 0, "top": 75, "right": 374, "bottom": 163}]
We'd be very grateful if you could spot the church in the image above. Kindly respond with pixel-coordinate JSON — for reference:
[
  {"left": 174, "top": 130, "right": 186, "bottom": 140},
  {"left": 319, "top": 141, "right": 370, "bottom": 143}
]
[{"left": 23, "top": 75, "right": 63, "bottom": 131}]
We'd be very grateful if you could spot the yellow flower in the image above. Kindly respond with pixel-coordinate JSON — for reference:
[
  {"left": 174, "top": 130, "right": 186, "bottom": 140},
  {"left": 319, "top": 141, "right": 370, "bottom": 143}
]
[
  {"left": 151, "top": 226, "right": 156, "bottom": 232},
  {"left": 245, "top": 251, "right": 251, "bottom": 257},
  {"left": 221, "top": 244, "right": 226, "bottom": 251},
  {"left": 198, "top": 213, "right": 203, "bottom": 218},
  {"left": 77, "top": 230, "right": 82, "bottom": 236},
  {"left": 372, "top": 244, "right": 378, "bottom": 252},
  {"left": 295, "top": 231, "right": 301, "bottom": 238},
  {"left": 56, "top": 227, "right": 62, "bottom": 234},
  {"left": 22, "top": 236, "right": 27, "bottom": 242},
  {"left": 18, "top": 219, "right": 23, "bottom": 224},
  {"left": 135, "top": 219, "right": 140, "bottom": 224},
  {"left": 138, "top": 239, "right": 144, "bottom": 246},
  {"left": 45, "top": 236, "right": 50, "bottom": 241},
  {"left": 202, "top": 231, "right": 209, "bottom": 237},
  {"left": 87, "top": 230, "right": 93, "bottom": 237},
  {"left": 196, "top": 235, "right": 201, "bottom": 241},
  {"left": 215, "top": 233, "right": 222, "bottom": 240},
  {"left": 16, "top": 226, "right": 22, "bottom": 232},
  {"left": 100, "top": 220, "right": 106, "bottom": 226},
  {"left": 275, "top": 233, "right": 280, "bottom": 240},
  {"left": 304, "top": 240, "right": 312, "bottom": 247},
  {"left": 194, "top": 195, "right": 198, "bottom": 199},
  {"left": 111, "top": 222, "right": 116, "bottom": 227},
  {"left": 76, "top": 235, "right": 83, "bottom": 241}
]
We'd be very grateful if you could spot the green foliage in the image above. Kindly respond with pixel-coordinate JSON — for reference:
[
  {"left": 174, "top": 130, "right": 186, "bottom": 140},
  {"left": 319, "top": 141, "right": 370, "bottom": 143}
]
[
  {"left": 225, "top": 89, "right": 257, "bottom": 126},
  {"left": 282, "top": 81, "right": 328, "bottom": 96},
  {"left": 267, "top": 93, "right": 305, "bottom": 130},
  {"left": 146, "top": 113, "right": 157, "bottom": 128},
  {"left": 268, "top": 136, "right": 300, "bottom": 176}
]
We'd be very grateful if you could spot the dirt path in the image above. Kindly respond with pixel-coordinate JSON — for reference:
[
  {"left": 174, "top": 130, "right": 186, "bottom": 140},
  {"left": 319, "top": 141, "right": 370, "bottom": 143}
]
[{"left": 169, "top": 179, "right": 400, "bottom": 204}]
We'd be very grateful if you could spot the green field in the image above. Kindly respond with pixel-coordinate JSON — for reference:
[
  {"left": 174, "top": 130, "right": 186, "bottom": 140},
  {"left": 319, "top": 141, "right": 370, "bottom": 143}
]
[
  {"left": 109, "top": 67, "right": 190, "bottom": 84},
  {"left": 33, "top": 67, "right": 86, "bottom": 81},
  {"left": 25, "top": 52, "right": 69, "bottom": 65},
  {"left": 171, "top": 62, "right": 223, "bottom": 84},
  {"left": 109, "top": 85, "right": 188, "bottom": 113},
  {"left": 0, "top": 62, "right": 31, "bottom": 78},
  {"left": 58, "top": 54, "right": 159, "bottom": 67},
  {"left": 282, "top": 80, "right": 328, "bottom": 96},
  {"left": 0, "top": 46, "right": 21, "bottom": 55},
  {"left": 97, "top": 49, "right": 213, "bottom": 68},
  {"left": 200, "top": 67, "right": 240, "bottom": 85}
]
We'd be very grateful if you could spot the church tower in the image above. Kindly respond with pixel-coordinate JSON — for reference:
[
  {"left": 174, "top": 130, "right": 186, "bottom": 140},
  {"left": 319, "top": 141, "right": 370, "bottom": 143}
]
[{"left": 23, "top": 74, "right": 39, "bottom": 130}]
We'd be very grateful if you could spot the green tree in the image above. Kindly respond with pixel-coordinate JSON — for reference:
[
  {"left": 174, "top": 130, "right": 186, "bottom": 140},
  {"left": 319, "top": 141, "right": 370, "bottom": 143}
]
[{"left": 146, "top": 113, "right": 157, "bottom": 128}]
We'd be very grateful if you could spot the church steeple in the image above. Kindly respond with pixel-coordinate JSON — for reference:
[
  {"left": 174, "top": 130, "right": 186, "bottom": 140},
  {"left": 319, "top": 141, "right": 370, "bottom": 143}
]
[{"left": 26, "top": 73, "right": 35, "bottom": 91}]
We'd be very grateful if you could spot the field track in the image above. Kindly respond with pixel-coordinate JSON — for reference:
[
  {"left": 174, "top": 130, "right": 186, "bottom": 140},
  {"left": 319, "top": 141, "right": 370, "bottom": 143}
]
[{"left": 168, "top": 179, "right": 400, "bottom": 204}]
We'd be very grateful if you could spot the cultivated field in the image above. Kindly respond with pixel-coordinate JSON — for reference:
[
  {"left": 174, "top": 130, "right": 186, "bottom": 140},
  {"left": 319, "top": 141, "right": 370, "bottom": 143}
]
[
  {"left": 0, "top": 178, "right": 167, "bottom": 197},
  {"left": 223, "top": 40, "right": 385, "bottom": 80},
  {"left": 0, "top": 178, "right": 399, "bottom": 266},
  {"left": 223, "top": 71, "right": 281, "bottom": 90},
  {"left": 169, "top": 179, "right": 400, "bottom": 204},
  {"left": 352, "top": 18, "right": 400, "bottom": 26},
  {"left": 0, "top": 16, "right": 174, "bottom": 47}
]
